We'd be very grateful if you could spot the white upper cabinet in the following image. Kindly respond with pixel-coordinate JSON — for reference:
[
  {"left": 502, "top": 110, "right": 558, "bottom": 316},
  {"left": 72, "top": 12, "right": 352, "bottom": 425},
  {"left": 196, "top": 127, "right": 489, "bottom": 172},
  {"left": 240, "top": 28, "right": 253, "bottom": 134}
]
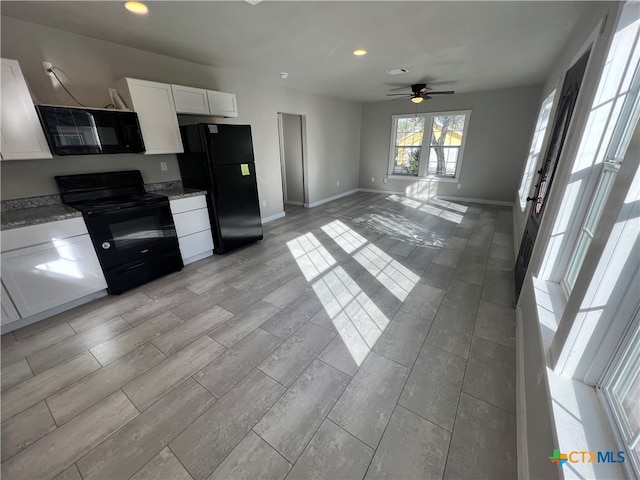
[
  {"left": 207, "top": 90, "right": 238, "bottom": 118},
  {"left": 116, "top": 78, "right": 183, "bottom": 155},
  {"left": 0, "top": 58, "right": 52, "bottom": 161},
  {"left": 172, "top": 84, "right": 238, "bottom": 118},
  {"left": 171, "top": 85, "right": 210, "bottom": 115}
]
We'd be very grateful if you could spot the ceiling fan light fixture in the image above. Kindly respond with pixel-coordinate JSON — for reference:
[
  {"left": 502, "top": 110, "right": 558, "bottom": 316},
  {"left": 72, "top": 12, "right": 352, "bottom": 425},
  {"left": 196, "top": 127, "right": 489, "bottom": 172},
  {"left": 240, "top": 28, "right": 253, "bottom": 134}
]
[
  {"left": 353, "top": 49, "right": 367, "bottom": 56},
  {"left": 411, "top": 96, "right": 424, "bottom": 104},
  {"left": 124, "top": 1, "right": 148, "bottom": 14}
]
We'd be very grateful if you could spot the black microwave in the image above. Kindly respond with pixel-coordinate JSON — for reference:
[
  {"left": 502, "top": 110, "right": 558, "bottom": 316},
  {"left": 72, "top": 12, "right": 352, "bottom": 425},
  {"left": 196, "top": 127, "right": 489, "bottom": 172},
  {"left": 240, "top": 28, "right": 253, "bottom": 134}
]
[{"left": 36, "top": 105, "right": 145, "bottom": 155}]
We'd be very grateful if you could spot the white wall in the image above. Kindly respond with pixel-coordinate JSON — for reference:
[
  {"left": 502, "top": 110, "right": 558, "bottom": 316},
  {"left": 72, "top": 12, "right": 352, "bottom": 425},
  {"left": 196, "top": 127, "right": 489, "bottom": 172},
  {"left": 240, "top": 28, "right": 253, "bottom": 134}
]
[
  {"left": 0, "top": 16, "right": 362, "bottom": 218},
  {"left": 358, "top": 85, "right": 542, "bottom": 203}
]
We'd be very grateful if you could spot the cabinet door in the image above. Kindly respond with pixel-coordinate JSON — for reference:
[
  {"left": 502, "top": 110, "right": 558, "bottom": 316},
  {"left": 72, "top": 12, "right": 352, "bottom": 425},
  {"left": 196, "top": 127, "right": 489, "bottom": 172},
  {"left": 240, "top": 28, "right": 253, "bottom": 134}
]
[
  {"left": 1, "top": 58, "right": 52, "bottom": 160},
  {"left": 207, "top": 90, "right": 238, "bottom": 118},
  {"left": 1, "top": 234, "right": 107, "bottom": 318},
  {"left": 171, "top": 85, "right": 210, "bottom": 115},
  {"left": 1, "top": 282, "right": 20, "bottom": 325},
  {"left": 116, "top": 78, "right": 183, "bottom": 155}
]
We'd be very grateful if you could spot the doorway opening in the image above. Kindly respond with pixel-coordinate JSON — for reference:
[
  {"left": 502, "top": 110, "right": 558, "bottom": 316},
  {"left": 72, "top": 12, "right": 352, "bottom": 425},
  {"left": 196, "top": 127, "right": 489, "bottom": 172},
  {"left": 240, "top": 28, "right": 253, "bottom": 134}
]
[{"left": 277, "top": 113, "right": 308, "bottom": 210}]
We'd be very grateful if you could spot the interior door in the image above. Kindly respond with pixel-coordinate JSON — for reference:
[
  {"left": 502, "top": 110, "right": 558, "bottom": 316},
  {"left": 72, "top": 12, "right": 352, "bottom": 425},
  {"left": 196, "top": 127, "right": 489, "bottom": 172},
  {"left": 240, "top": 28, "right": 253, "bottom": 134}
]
[{"left": 514, "top": 48, "right": 591, "bottom": 299}]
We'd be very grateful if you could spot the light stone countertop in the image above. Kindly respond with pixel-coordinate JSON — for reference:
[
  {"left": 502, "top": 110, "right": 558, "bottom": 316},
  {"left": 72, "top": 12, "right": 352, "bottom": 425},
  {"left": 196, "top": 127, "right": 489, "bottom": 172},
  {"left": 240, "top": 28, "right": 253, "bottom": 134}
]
[
  {"left": 1, "top": 204, "right": 83, "bottom": 231},
  {"left": 153, "top": 188, "right": 207, "bottom": 201}
]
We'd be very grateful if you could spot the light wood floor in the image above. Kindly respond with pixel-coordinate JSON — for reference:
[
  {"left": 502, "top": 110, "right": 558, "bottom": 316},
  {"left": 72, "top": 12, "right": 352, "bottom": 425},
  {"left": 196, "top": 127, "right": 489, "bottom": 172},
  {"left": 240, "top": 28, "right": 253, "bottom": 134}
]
[{"left": 1, "top": 191, "right": 517, "bottom": 480}]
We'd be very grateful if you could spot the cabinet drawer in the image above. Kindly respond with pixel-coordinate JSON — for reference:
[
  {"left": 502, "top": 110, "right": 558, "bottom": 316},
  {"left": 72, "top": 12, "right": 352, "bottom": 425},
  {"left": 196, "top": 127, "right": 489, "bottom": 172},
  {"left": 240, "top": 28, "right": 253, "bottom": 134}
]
[
  {"left": 173, "top": 208, "right": 210, "bottom": 238},
  {"left": 170, "top": 195, "right": 207, "bottom": 215},
  {"left": 1, "top": 234, "right": 107, "bottom": 318},
  {"left": 178, "top": 229, "right": 214, "bottom": 262},
  {"left": 1, "top": 217, "right": 88, "bottom": 252}
]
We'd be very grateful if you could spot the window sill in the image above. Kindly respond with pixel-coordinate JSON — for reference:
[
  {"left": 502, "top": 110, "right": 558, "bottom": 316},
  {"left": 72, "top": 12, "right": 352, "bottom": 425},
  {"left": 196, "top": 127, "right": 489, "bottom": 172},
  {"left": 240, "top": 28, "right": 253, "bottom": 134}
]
[
  {"left": 386, "top": 175, "right": 459, "bottom": 183},
  {"left": 545, "top": 371, "right": 626, "bottom": 479},
  {"left": 532, "top": 277, "right": 567, "bottom": 353},
  {"left": 531, "top": 277, "right": 626, "bottom": 480}
]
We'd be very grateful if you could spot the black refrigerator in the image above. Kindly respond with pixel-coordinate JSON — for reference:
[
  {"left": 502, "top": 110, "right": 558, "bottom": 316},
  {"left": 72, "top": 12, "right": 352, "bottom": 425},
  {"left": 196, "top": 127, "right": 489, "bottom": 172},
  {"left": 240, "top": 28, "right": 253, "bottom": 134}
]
[{"left": 177, "top": 124, "right": 263, "bottom": 254}]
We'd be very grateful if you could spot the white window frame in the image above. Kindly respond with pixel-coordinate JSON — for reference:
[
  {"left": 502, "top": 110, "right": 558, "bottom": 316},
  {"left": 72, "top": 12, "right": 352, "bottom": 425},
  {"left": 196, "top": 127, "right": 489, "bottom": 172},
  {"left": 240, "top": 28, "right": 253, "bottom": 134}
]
[
  {"left": 517, "top": 89, "right": 557, "bottom": 211},
  {"left": 560, "top": 160, "right": 621, "bottom": 296},
  {"left": 598, "top": 308, "right": 640, "bottom": 479},
  {"left": 387, "top": 110, "right": 471, "bottom": 182}
]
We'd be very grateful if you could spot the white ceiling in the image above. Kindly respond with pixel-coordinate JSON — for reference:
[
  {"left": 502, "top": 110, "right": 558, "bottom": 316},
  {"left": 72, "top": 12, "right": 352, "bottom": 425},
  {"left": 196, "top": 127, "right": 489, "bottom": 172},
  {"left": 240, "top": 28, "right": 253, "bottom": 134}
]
[{"left": 1, "top": 1, "right": 596, "bottom": 102}]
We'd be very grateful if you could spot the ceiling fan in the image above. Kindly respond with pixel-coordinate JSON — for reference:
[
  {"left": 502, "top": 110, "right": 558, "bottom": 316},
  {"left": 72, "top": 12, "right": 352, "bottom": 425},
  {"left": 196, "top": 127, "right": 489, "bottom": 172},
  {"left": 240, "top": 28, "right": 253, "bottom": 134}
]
[{"left": 387, "top": 83, "right": 455, "bottom": 103}]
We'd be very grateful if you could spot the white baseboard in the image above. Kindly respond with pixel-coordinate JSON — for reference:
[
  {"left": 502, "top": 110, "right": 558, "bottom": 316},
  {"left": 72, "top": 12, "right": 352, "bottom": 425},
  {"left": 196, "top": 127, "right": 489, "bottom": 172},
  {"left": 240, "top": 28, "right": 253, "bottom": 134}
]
[
  {"left": 261, "top": 212, "right": 286, "bottom": 224},
  {"left": 436, "top": 195, "right": 514, "bottom": 207},
  {"left": 305, "top": 189, "right": 359, "bottom": 208},
  {"left": 355, "top": 189, "right": 515, "bottom": 206},
  {"left": 516, "top": 307, "right": 530, "bottom": 480},
  {"left": 357, "top": 188, "right": 406, "bottom": 195}
]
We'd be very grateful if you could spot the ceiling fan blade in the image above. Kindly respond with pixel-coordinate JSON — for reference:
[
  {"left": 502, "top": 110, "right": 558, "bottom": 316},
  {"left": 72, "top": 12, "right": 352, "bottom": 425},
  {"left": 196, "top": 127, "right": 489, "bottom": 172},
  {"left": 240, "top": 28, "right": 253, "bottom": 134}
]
[
  {"left": 386, "top": 93, "right": 411, "bottom": 96},
  {"left": 427, "top": 90, "right": 455, "bottom": 95}
]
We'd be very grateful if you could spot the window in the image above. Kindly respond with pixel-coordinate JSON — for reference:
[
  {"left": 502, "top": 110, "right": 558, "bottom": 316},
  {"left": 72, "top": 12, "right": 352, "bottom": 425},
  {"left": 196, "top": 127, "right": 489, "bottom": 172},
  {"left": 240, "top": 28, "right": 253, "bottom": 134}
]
[
  {"left": 388, "top": 111, "right": 470, "bottom": 180},
  {"left": 518, "top": 90, "right": 556, "bottom": 211},
  {"left": 600, "top": 313, "right": 640, "bottom": 478},
  {"left": 561, "top": 162, "right": 619, "bottom": 294},
  {"left": 560, "top": 58, "right": 640, "bottom": 296}
]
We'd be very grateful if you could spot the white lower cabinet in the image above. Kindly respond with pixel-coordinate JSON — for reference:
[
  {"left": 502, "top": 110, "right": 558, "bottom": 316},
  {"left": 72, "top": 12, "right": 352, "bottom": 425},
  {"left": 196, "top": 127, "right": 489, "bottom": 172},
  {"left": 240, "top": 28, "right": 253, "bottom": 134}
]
[
  {"left": 1, "top": 282, "right": 20, "bottom": 325},
  {"left": 1, "top": 218, "right": 107, "bottom": 322},
  {"left": 170, "top": 195, "right": 214, "bottom": 264}
]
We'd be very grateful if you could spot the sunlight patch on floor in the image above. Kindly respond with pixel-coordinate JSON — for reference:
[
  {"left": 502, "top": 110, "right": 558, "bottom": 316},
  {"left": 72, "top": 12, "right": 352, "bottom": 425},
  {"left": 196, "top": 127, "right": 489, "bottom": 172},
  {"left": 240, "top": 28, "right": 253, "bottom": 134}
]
[
  {"left": 287, "top": 218, "right": 423, "bottom": 366},
  {"left": 286, "top": 232, "right": 337, "bottom": 281},
  {"left": 386, "top": 194, "right": 467, "bottom": 224}
]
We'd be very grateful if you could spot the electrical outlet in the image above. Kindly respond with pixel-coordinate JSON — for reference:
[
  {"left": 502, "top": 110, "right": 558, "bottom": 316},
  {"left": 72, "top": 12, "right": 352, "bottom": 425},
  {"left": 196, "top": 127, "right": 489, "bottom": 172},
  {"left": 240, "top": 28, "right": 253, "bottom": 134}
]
[
  {"left": 262, "top": 200, "right": 267, "bottom": 207},
  {"left": 337, "top": 180, "right": 340, "bottom": 187},
  {"left": 371, "top": 177, "right": 375, "bottom": 183},
  {"left": 42, "top": 61, "right": 54, "bottom": 77},
  {"left": 383, "top": 176, "right": 388, "bottom": 184},
  {"left": 457, "top": 183, "right": 461, "bottom": 189},
  {"left": 160, "top": 162, "right": 167, "bottom": 171}
]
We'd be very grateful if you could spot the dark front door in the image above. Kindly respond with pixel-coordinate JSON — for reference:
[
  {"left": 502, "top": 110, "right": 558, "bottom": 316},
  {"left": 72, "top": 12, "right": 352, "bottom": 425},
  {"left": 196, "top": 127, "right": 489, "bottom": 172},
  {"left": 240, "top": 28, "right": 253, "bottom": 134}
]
[{"left": 515, "top": 48, "right": 591, "bottom": 299}]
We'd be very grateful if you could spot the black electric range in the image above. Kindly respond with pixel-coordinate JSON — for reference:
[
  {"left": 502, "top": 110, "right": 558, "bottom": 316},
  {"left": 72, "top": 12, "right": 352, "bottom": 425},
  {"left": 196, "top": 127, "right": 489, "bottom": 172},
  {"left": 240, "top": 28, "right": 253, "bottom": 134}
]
[{"left": 56, "top": 171, "right": 183, "bottom": 294}]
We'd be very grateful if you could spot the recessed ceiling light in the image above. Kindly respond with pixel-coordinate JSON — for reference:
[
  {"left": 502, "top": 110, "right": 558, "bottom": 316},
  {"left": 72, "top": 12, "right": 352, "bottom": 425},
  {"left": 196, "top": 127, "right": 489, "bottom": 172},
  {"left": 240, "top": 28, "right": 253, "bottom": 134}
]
[
  {"left": 353, "top": 49, "right": 367, "bottom": 56},
  {"left": 280, "top": 72, "right": 289, "bottom": 79},
  {"left": 411, "top": 97, "right": 424, "bottom": 104},
  {"left": 245, "top": 0, "right": 263, "bottom": 5},
  {"left": 124, "top": 1, "right": 148, "bottom": 14}
]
